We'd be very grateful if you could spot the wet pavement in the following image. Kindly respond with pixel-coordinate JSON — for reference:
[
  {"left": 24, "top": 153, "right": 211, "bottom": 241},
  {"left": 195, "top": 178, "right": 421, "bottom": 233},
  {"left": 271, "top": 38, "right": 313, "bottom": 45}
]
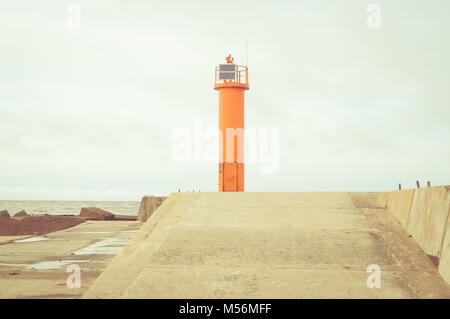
[{"left": 0, "top": 220, "right": 141, "bottom": 298}]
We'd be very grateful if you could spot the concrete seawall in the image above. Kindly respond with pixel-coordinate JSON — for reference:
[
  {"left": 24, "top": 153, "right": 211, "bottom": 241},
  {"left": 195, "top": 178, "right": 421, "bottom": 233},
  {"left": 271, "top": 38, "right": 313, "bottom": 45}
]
[
  {"left": 387, "top": 189, "right": 415, "bottom": 228},
  {"left": 387, "top": 186, "right": 450, "bottom": 283},
  {"left": 137, "top": 196, "right": 167, "bottom": 222}
]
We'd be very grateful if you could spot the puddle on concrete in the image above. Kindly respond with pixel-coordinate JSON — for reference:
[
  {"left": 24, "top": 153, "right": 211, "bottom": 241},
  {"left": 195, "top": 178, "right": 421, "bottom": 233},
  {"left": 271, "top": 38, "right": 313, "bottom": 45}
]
[
  {"left": 27, "top": 260, "right": 90, "bottom": 270},
  {"left": 72, "top": 238, "right": 128, "bottom": 255},
  {"left": 14, "top": 236, "right": 49, "bottom": 243},
  {"left": 81, "top": 232, "right": 113, "bottom": 234},
  {"left": 0, "top": 259, "right": 91, "bottom": 270}
]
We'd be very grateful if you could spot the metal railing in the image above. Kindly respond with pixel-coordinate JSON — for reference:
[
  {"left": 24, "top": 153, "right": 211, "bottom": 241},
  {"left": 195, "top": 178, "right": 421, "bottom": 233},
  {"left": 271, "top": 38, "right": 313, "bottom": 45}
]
[{"left": 215, "top": 65, "right": 248, "bottom": 86}]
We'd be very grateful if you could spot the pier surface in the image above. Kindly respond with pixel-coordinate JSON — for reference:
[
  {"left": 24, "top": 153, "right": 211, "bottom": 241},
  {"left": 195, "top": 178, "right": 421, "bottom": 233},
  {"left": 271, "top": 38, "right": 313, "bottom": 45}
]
[
  {"left": 84, "top": 192, "right": 450, "bottom": 298},
  {"left": 0, "top": 220, "right": 140, "bottom": 298}
]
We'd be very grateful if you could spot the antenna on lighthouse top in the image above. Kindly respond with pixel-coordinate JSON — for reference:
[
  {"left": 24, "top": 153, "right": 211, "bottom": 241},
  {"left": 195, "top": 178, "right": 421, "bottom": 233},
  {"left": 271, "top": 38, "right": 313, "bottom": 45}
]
[{"left": 245, "top": 39, "right": 248, "bottom": 66}]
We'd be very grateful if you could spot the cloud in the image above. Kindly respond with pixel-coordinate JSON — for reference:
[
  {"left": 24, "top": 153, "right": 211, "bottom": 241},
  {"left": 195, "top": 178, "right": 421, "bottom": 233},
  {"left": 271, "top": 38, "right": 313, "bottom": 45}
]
[{"left": 0, "top": 0, "right": 449, "bottom": 199}]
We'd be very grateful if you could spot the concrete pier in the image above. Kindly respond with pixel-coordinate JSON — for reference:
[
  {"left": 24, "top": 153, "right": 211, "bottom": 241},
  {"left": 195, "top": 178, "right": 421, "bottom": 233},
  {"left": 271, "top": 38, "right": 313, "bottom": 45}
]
[{"left": 84, "top": 191, "right": 450, "bottom": 298}]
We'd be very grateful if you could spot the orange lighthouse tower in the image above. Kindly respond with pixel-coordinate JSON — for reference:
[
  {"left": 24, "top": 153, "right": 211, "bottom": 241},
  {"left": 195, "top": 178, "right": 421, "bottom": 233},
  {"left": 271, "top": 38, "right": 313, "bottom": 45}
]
[{"left": 214, "top": 54, "right": 249, "bottom": 192}]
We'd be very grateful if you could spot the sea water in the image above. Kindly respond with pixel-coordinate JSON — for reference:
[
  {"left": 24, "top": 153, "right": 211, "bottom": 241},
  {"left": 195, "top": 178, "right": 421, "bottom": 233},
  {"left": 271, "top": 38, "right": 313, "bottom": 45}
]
[{"left": 0, "top": 200, "right": 140, "bottom": 216}]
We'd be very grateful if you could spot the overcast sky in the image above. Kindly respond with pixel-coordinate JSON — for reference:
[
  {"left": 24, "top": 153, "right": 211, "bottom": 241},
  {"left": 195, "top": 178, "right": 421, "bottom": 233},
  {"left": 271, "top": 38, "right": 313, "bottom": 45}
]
[{"left": 0, "top": 0, "right": 449, "bottom": 200}]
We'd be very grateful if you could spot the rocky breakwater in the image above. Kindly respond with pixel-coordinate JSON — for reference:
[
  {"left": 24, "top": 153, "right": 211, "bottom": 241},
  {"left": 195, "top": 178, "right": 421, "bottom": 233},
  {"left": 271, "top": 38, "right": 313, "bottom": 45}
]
[
  {"left": 0, "top": 207, "right": 137, "bottom": 236},
  {"left": 0, "top": 209, "right": 84, "bottom": 236}
]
